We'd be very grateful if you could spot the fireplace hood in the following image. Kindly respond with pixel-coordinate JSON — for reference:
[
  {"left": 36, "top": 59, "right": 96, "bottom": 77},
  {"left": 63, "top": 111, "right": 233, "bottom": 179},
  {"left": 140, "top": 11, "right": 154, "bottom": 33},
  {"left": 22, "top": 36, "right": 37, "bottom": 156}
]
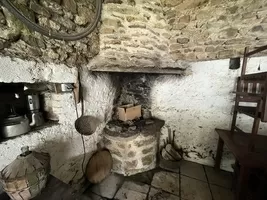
[{"left": 87, "top": 53, "right": 191, "bottom": 75}]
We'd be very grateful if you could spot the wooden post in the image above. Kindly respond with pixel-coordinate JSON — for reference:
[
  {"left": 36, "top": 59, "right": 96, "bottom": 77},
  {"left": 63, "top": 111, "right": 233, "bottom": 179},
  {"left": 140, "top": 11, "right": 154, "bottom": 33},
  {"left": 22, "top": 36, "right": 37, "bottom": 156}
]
[
  {"left": 236, "top": 166, "right": 249, "bottom": 200},
  {"left": 215, "top": 137, "right": 224, "bottom": 170}
]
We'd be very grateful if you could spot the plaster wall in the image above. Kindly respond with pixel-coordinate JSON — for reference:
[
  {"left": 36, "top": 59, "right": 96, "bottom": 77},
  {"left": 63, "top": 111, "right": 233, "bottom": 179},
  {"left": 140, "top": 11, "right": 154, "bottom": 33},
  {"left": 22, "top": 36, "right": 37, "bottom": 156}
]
[
  {"left": 152, "top": 56, "right": 267, "bottom": 171},
  {"left": 0, "top": 69, "right": 117, "bottom": 185},
  {"left": 1, "top": 56, "right": 267, "bottom": 185}
]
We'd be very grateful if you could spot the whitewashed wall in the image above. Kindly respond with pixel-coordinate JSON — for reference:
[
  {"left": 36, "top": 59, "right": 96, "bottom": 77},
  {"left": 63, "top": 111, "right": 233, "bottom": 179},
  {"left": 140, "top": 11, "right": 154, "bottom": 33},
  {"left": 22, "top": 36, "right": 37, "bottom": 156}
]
[
  {"left": 0, "top": 61, "right": 117, "bottom": 185},
  {"left": 1, "top": 55, "right": 267, "bottom": 184},
  {"left": 152, "top": 56, "right": 267, "bottom": 171}
]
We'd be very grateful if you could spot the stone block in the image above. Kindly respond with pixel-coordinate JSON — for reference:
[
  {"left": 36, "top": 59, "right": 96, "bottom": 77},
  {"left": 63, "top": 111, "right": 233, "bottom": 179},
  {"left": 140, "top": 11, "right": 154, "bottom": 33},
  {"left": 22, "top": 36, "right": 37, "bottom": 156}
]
[
  {"left": 181, "top": 176, "right": 212, "bottom": 200},
  {"left": 177, "top": 38, "right": 190, "bottom": 44},
  {"left": 184, "top": 48, "right": 192, "bottom": 53},
  {"left": 104, "top": 0, "right": 122, "bottom": 3},
  {"left": 90, "top": 173, "right": 124, "bottom": 199},
  {"left": 172, "top": 23, "right": 187, "bottom": 30},
  {"left": 224, "top": 38, "right": 246, "bottom": 45},
  {"left": 142, "top": 147, "right": 154, "bottom": 154},
  {"left": 128, "top": 151, "right": 136, "bottom": 157},
  {"left": 185, "top": 52, "right": 196, "bottom": 60},
  {"left": 196, "top": 53, "right": 207, "bottom": 60},
  {"left": 148, "top": 187, "right": 179, "bottom": 200},
  {"left": 127, "top": 0, "right": 136, "bottom": 6},
  {"left": 219, "top": 27, "right": 239, "bottom": 39},
  {"left": 227, "top": 6, "right": 238, "bottom": 14},
  {"left": 29, "top": 1, "right": 51, "bottom": 17},
  {"left": 162, "top": 33, "right": 171, "bottom": 39},
  {"left": 179, "top": 15, "right": 190, "bottom": 23},
  {"left": 127, "top": 170, "right": 155, "bottom": 185},
  {"left": 251, "top": 25, "right": 264, "bottom": 32},
  {"left": 151, "top": 171, "right": 180, "bottom": 196},
  {"left": 162, "top": 0, "right": 182, "bottom": 7},
  {"left": 129, "top": 24, "right": 146, "bottom": 29},
  {"left": 242, "top": 12, "right": 256, "bottom": 19},
  {"left": 112, "top": 157, "right": 123, "bottom": 171},
  {"left": 142, "top": 155, "right": 154, "bottom": 166},
  {"left": 84, "top": 190, "right": 107, "bottom": 200},
  {"left": 125, "top": 160, "right": 138, "bottom": 169},
  {"left": 75, "top": 7, "right": 93, "bottom": 26},
  {"left": 120, "top": 181, "right": 150, "bottom": 194},
  {"left": 134, "top": 137, "right": 155, "bottom": 147},
  {"left": 62, "top": 0, "right": 77, "bottom": 13},
  {"left": 180, "top": 160, "right": 206, "bottom": 181},
  {"left": 107, "top": 6, "right": 139, "bottom": 16},
  {"left": 114, "top": 181, "right": 149, "bottom": 200},
  {"left": 169, "top": 44, "right": 181, "bottom": 52},
  {"left": 262, "top": 17, "right": 267, "bottom": 23},
  {"left": 205, "top": 166, "right": 233, "bottom": 188},
  {"left": 217, "top": 50, "right": 235, "bottom": 58},
  {"left": 100, "top": 28, "right": 115, "bottom": 34},
  {"left": 205, "top": 46, "right": 216, "bottom": 52},
  {"left": 170, "top": 52, "right": 184, "bottom": 61},
  {"left": 52, "top": 15, "right": 76, "bottom": 30},
  {"left": 156, "top": 44, "right": 168, "bottom": 51},
  {"left": 0, "top": 11, "right": 5, "bottom": 25},
  {"left": 210, "top": 185, "right": 234, "bottom": 200},
  {"left": 104, "top": 40, "right": 122, "bottom": 45},
  {"left": 194, "top": 47, "right": 203, "bottom": 52},
  {"left": 110, "top": 149, "right": 123, "bottom": 157},
  {"left": 102, "top": 18, "right": 122, "bottom": 28}
]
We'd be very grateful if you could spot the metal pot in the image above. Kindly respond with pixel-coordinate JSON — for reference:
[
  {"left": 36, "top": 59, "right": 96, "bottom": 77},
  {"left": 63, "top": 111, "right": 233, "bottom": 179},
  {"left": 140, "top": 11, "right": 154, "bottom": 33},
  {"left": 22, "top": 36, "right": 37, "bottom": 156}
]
[
  {"left": 26, "top": 94, "right": 40, "bottom": 111},
  {"left": 1, "top": 115, "right": 30, "bottom": 138}
]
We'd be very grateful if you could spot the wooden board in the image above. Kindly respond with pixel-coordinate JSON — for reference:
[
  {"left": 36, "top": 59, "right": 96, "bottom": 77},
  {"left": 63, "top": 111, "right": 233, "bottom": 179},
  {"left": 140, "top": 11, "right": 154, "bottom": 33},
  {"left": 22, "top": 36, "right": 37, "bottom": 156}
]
[{"left": 86, "top": 150, "right": 112, "bottom": 184}]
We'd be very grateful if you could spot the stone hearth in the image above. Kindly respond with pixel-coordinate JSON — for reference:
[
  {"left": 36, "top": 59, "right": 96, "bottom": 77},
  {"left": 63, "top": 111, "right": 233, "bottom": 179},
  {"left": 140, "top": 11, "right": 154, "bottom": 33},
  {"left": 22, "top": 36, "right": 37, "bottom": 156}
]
[{"left": 104, "top": 119, "right": 164, "bottom": 176}]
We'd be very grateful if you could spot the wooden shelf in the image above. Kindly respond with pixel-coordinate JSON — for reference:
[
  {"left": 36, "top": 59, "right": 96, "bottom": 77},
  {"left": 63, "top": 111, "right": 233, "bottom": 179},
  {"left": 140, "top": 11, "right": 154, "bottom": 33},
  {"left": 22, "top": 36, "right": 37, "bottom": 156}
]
[{"left": 215, "top": 129, "right": 267, "bottom": 168}]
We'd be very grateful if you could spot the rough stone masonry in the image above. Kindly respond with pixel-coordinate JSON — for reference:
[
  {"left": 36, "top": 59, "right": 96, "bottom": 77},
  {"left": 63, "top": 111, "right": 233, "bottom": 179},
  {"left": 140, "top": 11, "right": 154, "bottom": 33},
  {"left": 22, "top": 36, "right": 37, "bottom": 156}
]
[
  {"left": 1, "top": 0, "right": 267, "bottom": 68},
  {"left": 0, "top": 0, "right": 99, "bottom": 67},
  {"left": 90, "top": 0, "right": 267, "bottom": 70}
]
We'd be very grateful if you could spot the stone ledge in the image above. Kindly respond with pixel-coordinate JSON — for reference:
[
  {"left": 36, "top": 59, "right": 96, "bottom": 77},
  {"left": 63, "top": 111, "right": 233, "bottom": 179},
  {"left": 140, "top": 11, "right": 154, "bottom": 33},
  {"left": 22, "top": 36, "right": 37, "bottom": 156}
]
[
  {"left": 90, "top": 66, "right": 188, "bottom": 75},
  {"left": 0, "top": 56, "right": 78, "bottom": 83}
]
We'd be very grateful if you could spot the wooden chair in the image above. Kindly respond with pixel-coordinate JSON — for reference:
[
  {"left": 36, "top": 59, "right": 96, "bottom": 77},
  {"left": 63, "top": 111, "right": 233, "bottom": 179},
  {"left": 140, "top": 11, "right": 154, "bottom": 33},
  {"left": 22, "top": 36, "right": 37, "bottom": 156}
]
[{"left": 214, "top": 45, "right": 267, "bottom": 200}]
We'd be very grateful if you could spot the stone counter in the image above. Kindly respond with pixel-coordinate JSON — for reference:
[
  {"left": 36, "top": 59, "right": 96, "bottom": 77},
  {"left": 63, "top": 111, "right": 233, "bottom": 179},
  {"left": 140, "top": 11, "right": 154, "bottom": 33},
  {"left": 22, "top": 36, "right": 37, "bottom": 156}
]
[{"left": 103, "top": 119, "right": 164, "bottom": 176}]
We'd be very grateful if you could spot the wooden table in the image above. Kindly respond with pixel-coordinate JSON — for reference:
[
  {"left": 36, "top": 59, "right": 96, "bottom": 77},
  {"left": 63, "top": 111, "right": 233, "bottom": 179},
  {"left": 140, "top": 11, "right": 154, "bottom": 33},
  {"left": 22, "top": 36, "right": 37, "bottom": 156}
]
[{"left": 0, "top": 175, "right": 90, "bottom": 200}]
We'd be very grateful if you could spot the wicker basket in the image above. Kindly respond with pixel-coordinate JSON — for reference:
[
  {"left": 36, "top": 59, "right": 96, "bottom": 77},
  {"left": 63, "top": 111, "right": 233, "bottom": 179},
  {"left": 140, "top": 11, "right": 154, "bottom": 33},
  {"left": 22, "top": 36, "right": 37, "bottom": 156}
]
[{"left": 0, "top": 147, "right": 50, "bottom": 200}]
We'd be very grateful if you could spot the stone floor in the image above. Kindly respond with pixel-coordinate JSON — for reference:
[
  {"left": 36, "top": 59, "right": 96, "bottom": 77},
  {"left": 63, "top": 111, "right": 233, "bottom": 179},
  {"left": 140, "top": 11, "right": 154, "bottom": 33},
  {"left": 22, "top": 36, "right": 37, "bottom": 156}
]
[{"left": 84, "top": 160, "right": 234, "bottom": 200}]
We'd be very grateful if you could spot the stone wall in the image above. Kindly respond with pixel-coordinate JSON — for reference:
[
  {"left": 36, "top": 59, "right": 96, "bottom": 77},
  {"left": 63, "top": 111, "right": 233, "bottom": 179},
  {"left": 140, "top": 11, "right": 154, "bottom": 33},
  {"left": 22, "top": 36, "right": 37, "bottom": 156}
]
[
  {"left": 1, "top": 0, "right": 267, "bottom": 70},
  {"left": 89, "top": 0, "right": 187, "bottom": 71},
  {"left": 89, "top": 0, "right": 267, "bottom": 71},
  {"left": 0, "top": 0, "right": 99, "bottom": 66},
  {"left": 103, "top": 119, "right": 164, "bottom": 176},
  {"left": 166, "top": 0, "right": 267, "bottom": 61}
]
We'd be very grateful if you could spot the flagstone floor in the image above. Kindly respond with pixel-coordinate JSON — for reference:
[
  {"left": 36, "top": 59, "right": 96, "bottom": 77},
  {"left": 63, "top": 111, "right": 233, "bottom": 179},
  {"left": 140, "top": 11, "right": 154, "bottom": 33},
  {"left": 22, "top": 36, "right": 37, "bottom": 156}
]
[{"left": 84, "top": 160, "right": 234, "bottom": 200}]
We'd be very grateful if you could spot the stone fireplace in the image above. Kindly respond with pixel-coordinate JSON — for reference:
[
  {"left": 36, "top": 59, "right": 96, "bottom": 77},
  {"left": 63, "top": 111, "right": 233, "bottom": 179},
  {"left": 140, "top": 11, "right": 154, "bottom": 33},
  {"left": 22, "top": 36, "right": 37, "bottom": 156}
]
[
  {"left": 104, "top": 119, "right": 164, "bottom": 176},
  {"left": 101, "top": 73, "right": 166, "bottom": 175}
]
